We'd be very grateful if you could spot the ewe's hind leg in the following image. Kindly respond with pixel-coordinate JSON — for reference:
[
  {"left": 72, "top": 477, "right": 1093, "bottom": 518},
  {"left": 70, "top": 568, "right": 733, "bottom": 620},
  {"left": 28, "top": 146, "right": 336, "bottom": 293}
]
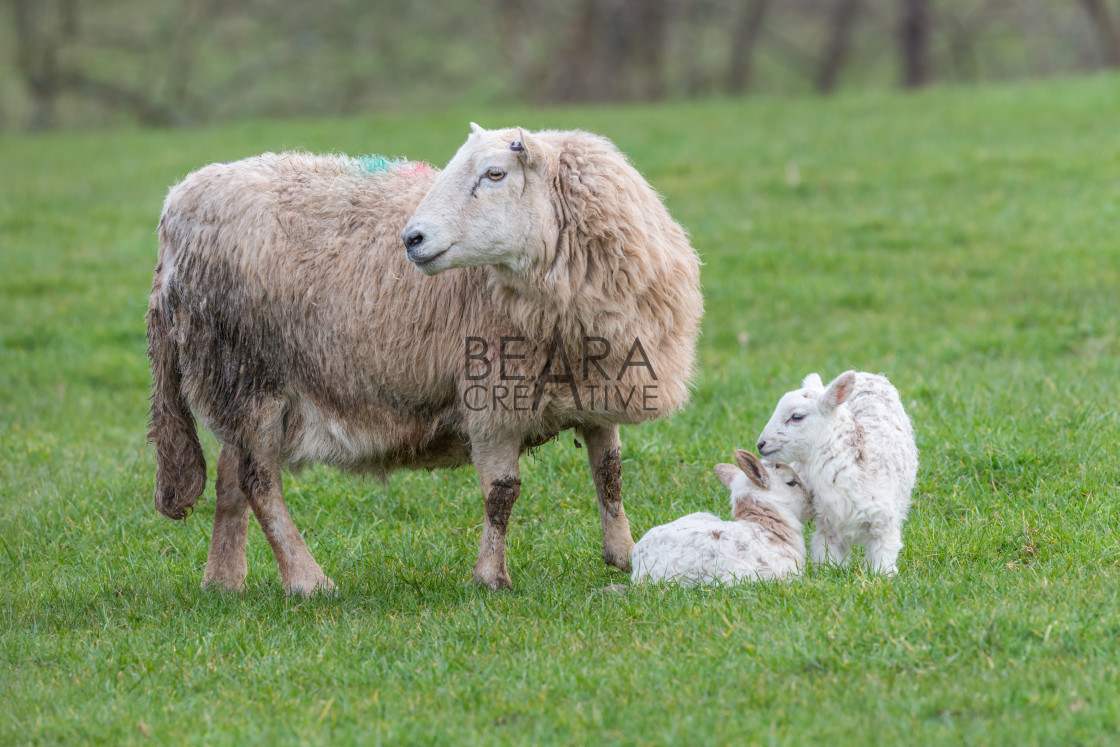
[
  {"left": 471, "top": 437, "right": 521, "bottom": 590},
  {"left": 578, "top": 424, "right": 633, "bottom": 573},
  {"left": 811, "top": 527, "right": 852, "bottom": 568},
  {"left": 202, "top": 444, "right": 250, "bottom": 591},
  {"left": 864, "top": 530, "right": 902, "bottom": 576},
  {"left": 240, "top": 408, "right": 334, "bottom": 596}
]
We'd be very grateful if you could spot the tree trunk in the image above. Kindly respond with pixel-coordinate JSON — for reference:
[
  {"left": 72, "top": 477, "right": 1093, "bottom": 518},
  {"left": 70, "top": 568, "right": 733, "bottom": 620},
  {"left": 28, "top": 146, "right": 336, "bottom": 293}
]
[
  {"left": 899, "top": 0, "right": 932, "bottom": 88},
  {"left": 633, "top": 0, "right": 668, "bottom": 100},
  {"left": 726, "top": 0, "right": 771, "bottom": 95},
  {"left": 1078, "top": 0, "right": 1120, "bottom": 67},
  {"left": 816, "top": 0, "right": 861, "bottom": 94}
]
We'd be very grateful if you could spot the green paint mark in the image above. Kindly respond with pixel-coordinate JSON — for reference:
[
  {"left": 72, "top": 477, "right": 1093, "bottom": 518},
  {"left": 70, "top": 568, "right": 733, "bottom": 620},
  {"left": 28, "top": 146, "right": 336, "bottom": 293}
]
[{"left": 355, "top": 154, "right": 405, "bottom": 174}]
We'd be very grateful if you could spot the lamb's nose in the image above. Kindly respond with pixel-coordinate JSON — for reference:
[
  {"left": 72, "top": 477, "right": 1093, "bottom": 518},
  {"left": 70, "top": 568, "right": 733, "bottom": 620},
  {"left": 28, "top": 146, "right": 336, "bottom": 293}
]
[
  {"left": 402, "top": 228, "right": 425, "bottom": 250},
  {"left": 756, "top": 440, "right": 766, "bottom": 453}
]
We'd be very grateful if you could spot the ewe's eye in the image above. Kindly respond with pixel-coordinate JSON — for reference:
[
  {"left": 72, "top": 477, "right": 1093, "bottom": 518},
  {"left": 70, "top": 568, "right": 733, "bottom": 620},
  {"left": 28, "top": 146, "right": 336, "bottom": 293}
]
[
  {"left": 789, "top": 413, "right": 805, "bottom": 422},
  {"left": 486, "top": 168, "right": 506, "bottom": 182}
]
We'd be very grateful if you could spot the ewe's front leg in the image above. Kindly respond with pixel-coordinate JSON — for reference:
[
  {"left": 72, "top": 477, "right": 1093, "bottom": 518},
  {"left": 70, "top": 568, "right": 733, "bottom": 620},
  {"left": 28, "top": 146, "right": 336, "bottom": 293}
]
[
  {"left": 578, "top": 424, "right": 634, "bottom": 573},
  {"left": 471, "top": 437, "right": 522, "bottom": 590},
  {"left": 202, "top": 443, "right": 250, "bottom": 591}
]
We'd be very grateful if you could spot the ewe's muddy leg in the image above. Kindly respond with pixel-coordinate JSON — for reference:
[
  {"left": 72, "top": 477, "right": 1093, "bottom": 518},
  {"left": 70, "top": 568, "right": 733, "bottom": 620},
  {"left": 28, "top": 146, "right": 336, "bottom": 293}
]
[
  {"left": 240, "top": 411, "right": 333, "bottom": 596},
  {"left": 202, "top": 444, "right": 250, "bottom": 591},
  {"left": 471, "top": 438, "right": 521, "bottom": 590},
  {"left": 578, "top": 424, "right": 634, "bottom": 573}
]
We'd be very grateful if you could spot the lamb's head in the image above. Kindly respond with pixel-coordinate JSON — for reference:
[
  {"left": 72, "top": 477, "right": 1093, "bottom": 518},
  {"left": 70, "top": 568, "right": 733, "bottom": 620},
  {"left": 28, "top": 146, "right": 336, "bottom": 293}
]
[
  {"left": 714, "top": 449, "right": 813, "bottom": 523},
  {"left": 400, "top": 122, "right": 557, "bottom": 276},
  {"left": 756, "top": 371, "right": 857, "bottom": 464}
]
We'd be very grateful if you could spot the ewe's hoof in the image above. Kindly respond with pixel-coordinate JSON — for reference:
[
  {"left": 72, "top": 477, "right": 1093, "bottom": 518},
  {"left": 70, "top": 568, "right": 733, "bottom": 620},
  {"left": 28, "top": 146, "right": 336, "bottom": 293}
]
[
  {"left": 201, "top": 575, "right": 246, "bottom": 593},
  {"left": 603, "top": 547, "right": 634, "bottom": 574},
  {"left": 284, "top": 574, "right": 336, "bottom": 597},
  {"left": 472, "top": 569, "right": 512, "bottom": 590}
]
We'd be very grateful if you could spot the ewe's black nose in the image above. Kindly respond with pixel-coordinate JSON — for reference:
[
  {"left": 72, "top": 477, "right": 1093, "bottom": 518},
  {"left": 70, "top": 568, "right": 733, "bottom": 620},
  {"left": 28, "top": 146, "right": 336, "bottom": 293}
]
[
  {"left": 403, "top": 229, "right": 425, "bottom": 250},
  {"left": 757, "top": 440, "right": 766, "bottom": 453}
]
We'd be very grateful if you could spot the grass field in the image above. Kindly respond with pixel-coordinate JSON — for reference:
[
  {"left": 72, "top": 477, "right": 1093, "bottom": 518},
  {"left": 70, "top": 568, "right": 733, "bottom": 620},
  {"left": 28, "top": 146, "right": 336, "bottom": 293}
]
[{"left": 2, "top": 74, "right": 1119, "bottom": 744}]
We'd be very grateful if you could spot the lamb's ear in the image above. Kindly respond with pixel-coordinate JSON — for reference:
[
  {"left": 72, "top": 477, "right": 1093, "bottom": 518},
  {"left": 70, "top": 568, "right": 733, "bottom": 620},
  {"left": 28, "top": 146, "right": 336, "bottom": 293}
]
[
  {"left": 713, "top": 463, "right": 739, "bottom": 488},
  {"left": 802, "top": 373, "right": 823, "bottom": 390},
  {"left": 510, "top": 127, "right": 544, "bottom": 166},
  {"left": 821, "top": 370, "right": 857, "bottom": 413},
  {"left": 734, "top": 449, "right": 769, "bottom": 489},
  {"left": 469, "top": 121, "right": 485, "bottom": 136}
]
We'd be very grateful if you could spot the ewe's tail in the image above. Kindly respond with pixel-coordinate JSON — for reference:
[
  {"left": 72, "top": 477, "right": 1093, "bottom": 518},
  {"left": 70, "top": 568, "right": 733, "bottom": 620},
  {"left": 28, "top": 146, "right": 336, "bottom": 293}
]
[{"left": 146, "top": 284, "right": 206, "bottom": 520}]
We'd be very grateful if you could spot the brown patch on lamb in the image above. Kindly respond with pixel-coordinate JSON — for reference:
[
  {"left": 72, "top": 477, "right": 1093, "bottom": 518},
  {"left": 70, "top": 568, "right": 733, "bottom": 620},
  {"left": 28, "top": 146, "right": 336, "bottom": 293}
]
[{"left": 732, "top": 494, "right": 799, "bottom": 547}]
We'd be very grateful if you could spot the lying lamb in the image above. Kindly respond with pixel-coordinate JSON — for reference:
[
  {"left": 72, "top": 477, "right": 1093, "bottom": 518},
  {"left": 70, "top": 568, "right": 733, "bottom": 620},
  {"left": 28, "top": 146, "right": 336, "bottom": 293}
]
[
  {"left": 756, "top": 371, "right": 918, "bottom": 575},
  {"left": 630, "top": 450, "right": 813, "bottom": 586}
]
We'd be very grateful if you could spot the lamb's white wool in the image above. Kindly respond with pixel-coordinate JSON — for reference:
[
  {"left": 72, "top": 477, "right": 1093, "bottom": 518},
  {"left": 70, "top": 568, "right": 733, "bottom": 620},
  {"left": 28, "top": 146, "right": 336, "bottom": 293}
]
[
  {"left": 756, "top": 371, "right": 918, "bottom": 575},
  {"left": 630, "top": 450, "right": 812, "bottom": 587}
]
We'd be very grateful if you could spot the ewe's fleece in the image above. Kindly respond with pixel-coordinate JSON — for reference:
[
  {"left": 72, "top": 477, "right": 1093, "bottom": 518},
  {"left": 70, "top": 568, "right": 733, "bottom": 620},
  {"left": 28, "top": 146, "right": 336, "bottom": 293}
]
[
  {"left": 147, "top": 125, "right": 702, "bottom": 594},
  {"left": 757, "top": 371, "right": 918, "bottom": 575},
  {"left": 631, "top": 451, "right": 812, "bottom": 586}
]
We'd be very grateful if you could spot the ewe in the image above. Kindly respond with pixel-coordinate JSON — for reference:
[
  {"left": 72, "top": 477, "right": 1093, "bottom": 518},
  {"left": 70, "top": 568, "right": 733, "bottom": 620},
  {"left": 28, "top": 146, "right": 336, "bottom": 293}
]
[
  {"left": 148, "top": 124, "right": 702, "bottom": 595},
  {"left": 630, "top": 450, "right": 812, "bottom": 586},
  {"left": 756, "top": 371, "right": 918, "bottom": 575}
]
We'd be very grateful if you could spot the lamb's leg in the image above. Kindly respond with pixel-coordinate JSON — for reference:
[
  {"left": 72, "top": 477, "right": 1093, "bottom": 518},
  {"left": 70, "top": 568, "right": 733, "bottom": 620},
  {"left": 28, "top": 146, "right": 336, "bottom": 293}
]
[
  {"left": 239, "top": 409, "right": 333, "bottom": 596},
  {"left": 864, "top": 530, "right": 902, "bottom": 576},
  {"left": 471, "top": 437, "right": 521, "bottom": 590},
  {"left": 810, "top": 527, "right": 851, "bottom": 567},
  {"left": 578, "top": 424, "right": 633, "bottom": 573},
  {"left": 201, "top": 443, "right": 250, "bottom": 591}
]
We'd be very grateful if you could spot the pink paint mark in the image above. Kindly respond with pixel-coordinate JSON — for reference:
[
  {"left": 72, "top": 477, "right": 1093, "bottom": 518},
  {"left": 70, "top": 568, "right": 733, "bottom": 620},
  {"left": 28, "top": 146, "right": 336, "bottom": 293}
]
[{"left": 394, "top": 162, "right": 434, "bottom": 177}]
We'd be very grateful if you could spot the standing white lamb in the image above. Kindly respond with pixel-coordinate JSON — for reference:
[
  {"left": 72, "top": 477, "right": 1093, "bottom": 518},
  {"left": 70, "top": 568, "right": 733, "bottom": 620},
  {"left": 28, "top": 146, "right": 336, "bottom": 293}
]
[
  {"left": 756, "top": 371, "right": 918, "bottom": 575},
  {"left": 630, "top": 450, "right": 813, "bottom": 586}
]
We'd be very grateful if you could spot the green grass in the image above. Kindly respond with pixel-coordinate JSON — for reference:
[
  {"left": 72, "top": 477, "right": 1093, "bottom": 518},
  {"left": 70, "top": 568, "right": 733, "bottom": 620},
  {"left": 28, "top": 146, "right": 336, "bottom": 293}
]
[{"left": 3, "top": 74, "right": 1120, "bottom": 744}]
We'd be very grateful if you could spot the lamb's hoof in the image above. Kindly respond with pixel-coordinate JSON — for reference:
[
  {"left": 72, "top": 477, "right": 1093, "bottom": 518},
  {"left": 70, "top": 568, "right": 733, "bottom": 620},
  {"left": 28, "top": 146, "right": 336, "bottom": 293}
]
[{"left": 284, "top": 573, "right": 336, "bottom": 597}]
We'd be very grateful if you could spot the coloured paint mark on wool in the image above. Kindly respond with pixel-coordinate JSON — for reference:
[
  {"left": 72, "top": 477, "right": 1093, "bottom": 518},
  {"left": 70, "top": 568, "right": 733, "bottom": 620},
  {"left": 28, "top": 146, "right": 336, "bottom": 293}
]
[{"left": 354, "top": 155, "right": 434, "bottom": 177}]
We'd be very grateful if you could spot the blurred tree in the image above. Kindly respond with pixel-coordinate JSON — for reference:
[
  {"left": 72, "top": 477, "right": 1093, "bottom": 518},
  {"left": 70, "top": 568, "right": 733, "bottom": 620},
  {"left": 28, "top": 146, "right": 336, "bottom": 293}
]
[
  {"left": 725, "top": 0, "right": 770, "bottom": 94},
  {"left": 7, "top": 0, "right": 181, "bottom": 130},
  {"left": 0, "top": 0, "right": 1117, "bottom": 131},
  {"left": 1078, "top": 0, "right": 1120, "bottom": 66},
  {"left": 816, "top": 0, "right": 861, "bottom": 93},
  {"left": 899, "top": 0, "right": 932, "bottom": 87},
  {"left": 542, "top": 0, "right": 667, "bottom": 102}
]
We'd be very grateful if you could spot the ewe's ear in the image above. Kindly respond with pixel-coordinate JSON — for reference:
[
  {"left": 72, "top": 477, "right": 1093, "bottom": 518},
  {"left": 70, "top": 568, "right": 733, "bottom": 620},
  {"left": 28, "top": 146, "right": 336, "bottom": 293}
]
[
  {"left": 821, "top": 370, "right": 857, "bottom": 414},
  {"left": 734, "top": 449, "right": 769, "bottom": 489},
  {"left": 510, "top": 127, "right": 545, "bottom": 166},
  {"left": 469, "top": 121, "right": 485, "bottom": 136},
  {"left": 802, "top": 373, "right": 823, "bottom": 390},
  {"left": 713, "top": 463, "right": 740, "bottom": 488}
]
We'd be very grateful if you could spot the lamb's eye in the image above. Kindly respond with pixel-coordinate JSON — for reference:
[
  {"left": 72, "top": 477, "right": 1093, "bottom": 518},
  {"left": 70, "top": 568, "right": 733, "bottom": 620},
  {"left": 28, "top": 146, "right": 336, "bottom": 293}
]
[
  {"left": 486, "top": 168, "right": 506, "bottom": 181},
  {"left": 785, "top": 480, "right": 799, "bottom": 487},
  {"left": 789, "top": 413, "right": 805, "bottom": 422}
]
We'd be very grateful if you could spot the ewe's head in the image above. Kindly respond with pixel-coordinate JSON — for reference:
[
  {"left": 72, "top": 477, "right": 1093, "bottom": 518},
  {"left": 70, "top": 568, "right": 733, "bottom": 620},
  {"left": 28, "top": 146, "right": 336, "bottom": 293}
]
[
  {"left": 401, "top": 122, "right": 556, "bottom": 276},
  {"left": 714, "top": 449, "right": 813, "bottom": 523},
  {"left": 756, "top": 371, "right": 857, "bottom": 464}
]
